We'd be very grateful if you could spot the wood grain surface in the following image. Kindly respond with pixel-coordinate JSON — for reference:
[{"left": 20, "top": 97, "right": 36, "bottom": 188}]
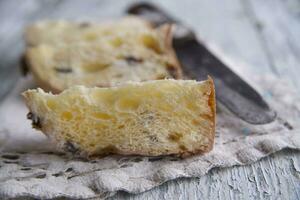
[{"left": 0, "top": 0, "right": 299, "bottom": 199}]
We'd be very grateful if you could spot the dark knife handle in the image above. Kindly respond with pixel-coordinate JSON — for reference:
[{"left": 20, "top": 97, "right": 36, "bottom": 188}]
[
  {"left": 128, "top": 3, "right": 196, "bottom": 43},
  {"left": 128, "top": 3, "right": 176, "bottom": 25}
]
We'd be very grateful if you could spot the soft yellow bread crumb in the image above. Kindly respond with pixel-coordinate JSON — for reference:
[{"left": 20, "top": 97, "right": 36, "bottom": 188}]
[
  {"left": 23, "top": 79, "right": 215, "bottom": 158},
  {"left": 24, "top": 16, "right": 181, "bottom": 93}
]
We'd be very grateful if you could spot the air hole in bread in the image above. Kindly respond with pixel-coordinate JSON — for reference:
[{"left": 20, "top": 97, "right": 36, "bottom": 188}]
[
  {"left": 92, "top": 112, "right": 113, "bottom": 120},
  {"left": 83, "top": 32, "right": 98, "bottom": 41},
  {"left": 82, "top": 62, "right": 110, "bottom": 73},
  {"left": 192, "top": 119, "right": 201, "bottom": 126},
  {"left": 156, "top": 74, "right": 167, "bottom": 80},
  {"left": 118, "top": 124, "right": 125, "bottom": 129},
  {"left": 46, "top": 99, "right": 57, "bottom": 109},
  {"left": 117, "top": 98, "right": 140, "bottom": 111},
  {"left": 110, "top": 37, "right": 123, "bottom": 47},
  {"left": 61, "top": 111, "right": 73, "bottom": 121},
  {"left": 186, "top": 101, "right": 198, "bottom": 111},
  {"left": 199, "top": 114, "right": 213, "bottom": 123},
  {"left": 140, "top": 34, "right": 161, "bottom": 54},
  {"left": 168, "top": 132, "right": 183, "bottom": 142}
]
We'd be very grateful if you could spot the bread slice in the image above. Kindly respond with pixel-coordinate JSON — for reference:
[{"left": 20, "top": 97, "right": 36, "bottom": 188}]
[
  {"left": 24, "top": 17, "right": 181, "bottom": 93},
  {"left": 22, "top": 78, "right": 215, "bottom": 158}
]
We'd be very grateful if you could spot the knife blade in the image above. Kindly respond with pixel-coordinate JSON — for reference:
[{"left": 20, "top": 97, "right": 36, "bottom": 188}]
[{"left": 127, "top": 3, "right": 276, "bottom": 124}]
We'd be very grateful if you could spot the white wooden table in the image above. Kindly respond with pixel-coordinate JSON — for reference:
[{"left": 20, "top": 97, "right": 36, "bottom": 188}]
[{"left": 0, "top": 0, "right": 300, "bottom": 199}]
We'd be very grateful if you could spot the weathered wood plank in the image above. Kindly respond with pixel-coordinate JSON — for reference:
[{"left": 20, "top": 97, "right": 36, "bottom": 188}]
[{"left": 111, "top": 150, "right": 300, "bottom": 200}]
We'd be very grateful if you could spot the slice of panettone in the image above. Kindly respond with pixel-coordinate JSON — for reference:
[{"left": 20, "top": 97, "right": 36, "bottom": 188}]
[
  {"left": 23, "top": 17, "right": 181, "bottom": 93},
  {"left": 23, "top": 78, "right": 215, "bottom": 158}
]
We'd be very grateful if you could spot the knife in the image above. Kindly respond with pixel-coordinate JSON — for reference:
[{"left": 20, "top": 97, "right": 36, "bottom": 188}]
[{"left": 127, "top": 3, "right": 276, "bottom": 124}]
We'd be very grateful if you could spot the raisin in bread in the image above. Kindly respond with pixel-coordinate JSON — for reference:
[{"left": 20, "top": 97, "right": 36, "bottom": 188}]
[
  {"left": 23, "top": 78, "right": 215, "bottom": 158},
  {"left": 24, "top": 17, "right": 181, "bottom": 93}
]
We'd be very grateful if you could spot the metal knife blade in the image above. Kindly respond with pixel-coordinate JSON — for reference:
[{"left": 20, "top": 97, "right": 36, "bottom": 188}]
[{"left": 127, "top": 3, "right": 276, "bottom": 124}]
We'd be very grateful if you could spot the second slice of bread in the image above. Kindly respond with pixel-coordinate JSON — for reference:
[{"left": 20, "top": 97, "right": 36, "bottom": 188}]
[{"left": 24, "top": 17, "right": 182, "bottom": 93}]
